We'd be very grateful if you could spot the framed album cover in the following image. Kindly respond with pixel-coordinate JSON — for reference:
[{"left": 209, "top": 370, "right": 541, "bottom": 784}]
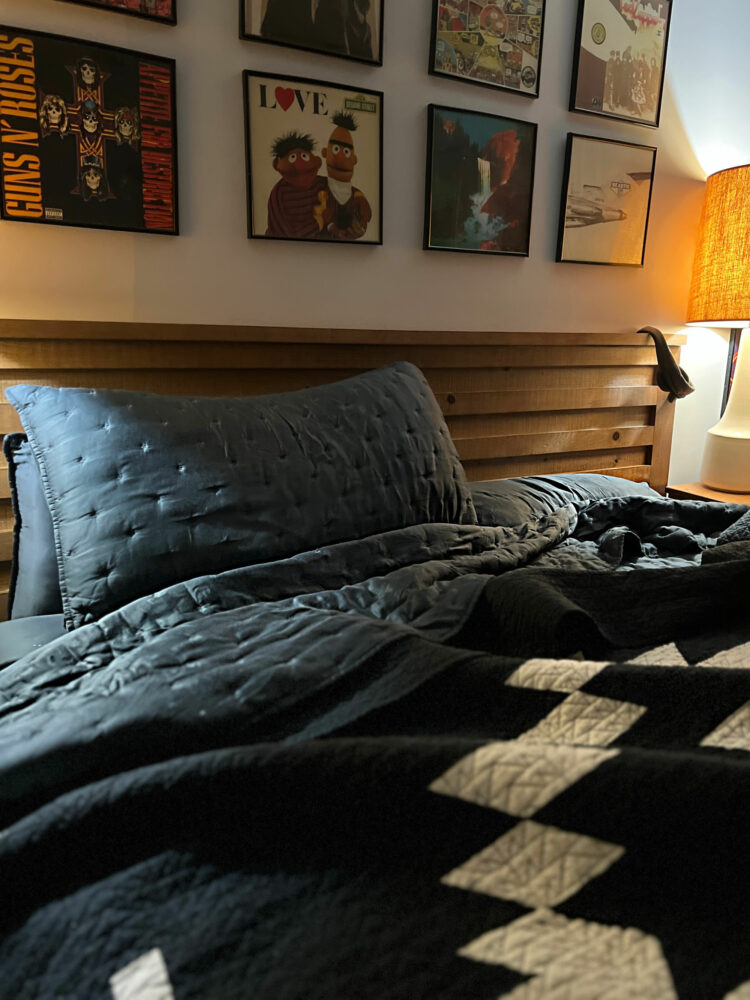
[
  {"left": 556, "top": 133, "right": 656, "bottom": 267},
  {"left": 430, "top": 0, "right": 546, "bottom": 98},
  {"left": 0, "top": 27, "right": 178, "bottom": 235},
  {"left": 243, "top": 71, "right": 383, "bottom": 245},
  {"left": 424, "top": 104, "right": 537, "bottom": 257},
  {"left": 53, "top": 0, "right": 177, "bottom": 24},
  {"left": 570, "top": 0, "right": 672, "bottom": 127},
  {"left": 240, "top": 0, "right": 383, "bottom": 66}
]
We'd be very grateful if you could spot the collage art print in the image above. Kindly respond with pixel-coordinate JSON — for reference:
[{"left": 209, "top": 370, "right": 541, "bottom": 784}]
[
  {"left": 432, "top": 0, "right": 545, "bottom": 96},
  {"left": 426, "top": 106, "right": 536, "bottom": 256},
  {"left": 245, "top": 73, "right": 382, "bottom": 244},
  {"left": 0, "top": 27, "right": 178, "bottom": 234},
  {"left": 54, "top": 0, "right": 175, "bottom": 23}
]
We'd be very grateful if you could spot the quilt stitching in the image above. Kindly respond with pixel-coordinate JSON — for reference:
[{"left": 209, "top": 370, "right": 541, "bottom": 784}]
[
  {"left": 430, "top": 741, "right": 617, "bottom": 818},
  {"left": 440, "top": 819, "right": 625, "bottom": 908},
  {"left": 517, "top": 691, "right": 647, "bottom": 747}
]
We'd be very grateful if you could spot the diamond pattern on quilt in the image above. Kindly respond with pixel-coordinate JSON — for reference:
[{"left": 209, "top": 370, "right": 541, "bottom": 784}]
[
  {"left": 701, "top": 701, "right": 750, "bottom": 751},
  {"left": 430, "top": 741, "right": 617, "bottom": 818},
  {"left": 518, "top": 691, "right": 646, "bottom": 747},
  {"left": 724, "top": 982, "right": 750, "bottom": 1000},
  {"left": 110, "top": 949, "right": 175, "bottom": 1000},
  {"left": 627, "top": 644, "right": 689, "bottom": 667},
  {"left": 459, "top": 908, "right": 677, "bottom": 999},
  {"left": 698, "top": 641, "right": 750, "bottom": 670},
  {"left": 505, "top": 658, "right": 608, "bottom": 693},
  {"left": 441, "top": 820, "right": 624, "bottom": 908}
]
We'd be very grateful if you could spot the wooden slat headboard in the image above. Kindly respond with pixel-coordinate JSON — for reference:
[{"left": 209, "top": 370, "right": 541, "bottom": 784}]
[{"left": 0, "top": 320, "right": 685, "bottom": 619}]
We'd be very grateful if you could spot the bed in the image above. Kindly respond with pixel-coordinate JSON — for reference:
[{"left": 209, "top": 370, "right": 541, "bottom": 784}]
[{"left": 2, "top": 322, "right": 750, "bottom": 1000}]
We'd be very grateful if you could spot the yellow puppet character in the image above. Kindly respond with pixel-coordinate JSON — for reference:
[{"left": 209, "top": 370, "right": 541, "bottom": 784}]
[{"left": 319, "top": 111, "right": 372, "bottom": 241}]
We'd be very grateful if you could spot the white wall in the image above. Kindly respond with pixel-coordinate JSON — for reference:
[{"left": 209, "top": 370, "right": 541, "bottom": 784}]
[{"left": 1, "top": 0, "right": 746, "bottom": 480}]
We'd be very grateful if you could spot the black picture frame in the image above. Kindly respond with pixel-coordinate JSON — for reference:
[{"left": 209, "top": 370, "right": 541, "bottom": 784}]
[
  {"left": 556, "top": 132, "right": 656, "bottom": 267},
  {"left": 569, "top": 0, "right": 672, "bottom": 128},
  {"left": 424, "top": 103, "right": 537, "bottom": 257},
  {"left": 429, "top": 1, "right": 547, "bottom": 99},
  {"left": 0, "top": 25, "right": 179, "bottom": 235},
  {"left": 52, "top": 0, "right": 177, "bottom": 25},
  {"left": 240, "top": 0, "right": 384, "bottom": 67},
  {"left": 243, "top": 70, "right": 383, "bottom": 246}
]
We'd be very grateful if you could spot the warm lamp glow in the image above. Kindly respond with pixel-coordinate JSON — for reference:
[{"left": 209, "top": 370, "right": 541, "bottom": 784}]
[
  {"left": 687, "top": 164, "right": 750, "bottom": 327},
  {"left": 686, "top": 163, "right": 750, "bottom": 493}
]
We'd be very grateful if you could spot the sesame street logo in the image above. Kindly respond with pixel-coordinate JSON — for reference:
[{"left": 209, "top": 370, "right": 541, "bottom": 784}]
[{"left": 345, "top": 95, "right": 377, "bottom": 113}]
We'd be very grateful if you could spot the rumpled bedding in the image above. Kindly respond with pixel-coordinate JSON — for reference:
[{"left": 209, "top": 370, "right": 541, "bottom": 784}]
[{"left": 1, "top": 496, "right": 750, "bottom": 1000}]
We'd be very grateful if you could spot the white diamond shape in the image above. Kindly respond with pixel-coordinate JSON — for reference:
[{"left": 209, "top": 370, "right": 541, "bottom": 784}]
[
  {"left": 506, "top": 658, "right": 608, "bottom": 693},
  {"left": 430, "top": 741, "right": 617, "bottom": 818},
  {"left": 441, "top": 820, "right": 624, "bottom": 908},
  {"left": 459, "top": 907, "right": 677, "bottom": 1000},
  {"left": 519, "top": 691, "right": 646, "bottom": 747},
  {"left": 724, "top": 982, "right": 750, "bottom": 1000},
  {"left": 698, "top": 641, "right": 750, "bottom": 670},
  {"left": 627, "top": 644, "right": 689, "bottom": 667},
  {"left": 701, "top": 701, "right": 750, "bottom": 751}
]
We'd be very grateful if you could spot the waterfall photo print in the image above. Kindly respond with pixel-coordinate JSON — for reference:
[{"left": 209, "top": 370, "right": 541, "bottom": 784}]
[{"left": 424, "top": 104, "right": 537, "bottom": 256}]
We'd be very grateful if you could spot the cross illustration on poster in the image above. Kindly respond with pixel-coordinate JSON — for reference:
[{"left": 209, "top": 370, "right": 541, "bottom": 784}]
[{"left": 38, "top": 56, "right": 140, "bottom": 204}]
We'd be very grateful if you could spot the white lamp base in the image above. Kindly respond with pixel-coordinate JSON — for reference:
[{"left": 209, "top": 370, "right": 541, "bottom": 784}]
[{"left": 700, "top": 328, "right": 750, "bottom": 493}]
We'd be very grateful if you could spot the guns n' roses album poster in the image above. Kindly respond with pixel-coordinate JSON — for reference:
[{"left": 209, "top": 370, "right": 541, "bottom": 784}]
[
  {"left": 0, "top": 27, "right": 178, "bottom": 234},
  {"left": 424, "top": 104, "right": 536, "bottom": 257},
  {"left": 556, "top": 133, "right": 656, "bottom": 266},
  {"left": 241, "top": 0, "right": 383, "bottom": 66},
  {"left": 244, "top": 71, "right": 382, "bottom": 245},
  {"left": 570, "top": 0, "right": 672, "bottom": 127},
  {"left": 54, "top": 0, "right": 176, "bottom": 24},
  {"left": 430, "top": 0, "right": 546, "bottom": 97}
]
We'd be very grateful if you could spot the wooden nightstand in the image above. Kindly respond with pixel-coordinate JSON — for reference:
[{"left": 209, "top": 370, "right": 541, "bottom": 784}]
[{"left": 667, "top": 482, "right": 750, "bottom": 505}]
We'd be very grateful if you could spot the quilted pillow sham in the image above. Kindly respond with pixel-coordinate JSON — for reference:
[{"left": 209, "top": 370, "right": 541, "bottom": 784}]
[
  {"left": 6, "top": 363, "right": 476, "bottom": 629},
  {"left": 470, "top": 473, "right": 659, "bottom": 528}
]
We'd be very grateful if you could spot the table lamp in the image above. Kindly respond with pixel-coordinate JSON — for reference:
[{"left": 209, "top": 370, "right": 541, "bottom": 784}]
[{"left": 687, "top": 163, "right": 750, "bottom": 492}]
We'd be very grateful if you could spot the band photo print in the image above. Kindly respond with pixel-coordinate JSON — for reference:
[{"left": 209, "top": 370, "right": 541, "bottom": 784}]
[
  {"left": 557, "top": 133, "right": 656, "bottom": 266},
  {"left": 53, "top": 0, "right": 176, "bottom": 24},
  {"left": 424, "top": 104, "right": 536, "bottom": 256},
  {"left": 244, "top": 71, "right": 382, "bottom": 244},
  {"left": 570, "top": 0, "right": 672, "bottom": 127},
  {"left": 0, "top": 27, "right": 178, "bottom": 234},
  {"left": 430, "top": 0, "right": 546, "bottom": 97},
  {"left": 241, "top": 1, "right": 383, "bottom": 65}
]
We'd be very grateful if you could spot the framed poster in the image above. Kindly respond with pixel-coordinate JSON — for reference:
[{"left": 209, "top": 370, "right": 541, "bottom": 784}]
[
  {"left": 570, "top": 0, "right": 672, "bottom": 127},
  {"left": 556, "top": 133, "right": 656, "bottom": 267},
  {"left": 53, "top": 0, "right": 176, "bottom": 24},
  {"left": 0, "top": 26, "right": 178, "bottom": 235},
  {"left": 243, "top": 71, "right": 382, "bottom": 245},
  {"left": 240, "top": 1, "right": 383, "bottom": 66},
  {"left": 424, "top": 104, "right": 537, "bottom": 257},
  {"left": 430, "top": 0, "right": 546, "bottom": 98}
]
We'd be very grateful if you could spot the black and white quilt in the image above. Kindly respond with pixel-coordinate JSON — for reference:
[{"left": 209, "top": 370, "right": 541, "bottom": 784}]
[{"left": 2, "top": 496, "right": 750, "bottom": 1000}]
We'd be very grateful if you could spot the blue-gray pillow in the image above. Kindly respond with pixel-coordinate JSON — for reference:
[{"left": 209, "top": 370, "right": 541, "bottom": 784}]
[
  {"left": 470, "top": 473, "right": 659, "bottom": 528},
  {"left": 3, "top": 433, "right": 62, "bottom": 619},
  {"left": 6, "top": 363, "right": 476, "bottom": 629}
]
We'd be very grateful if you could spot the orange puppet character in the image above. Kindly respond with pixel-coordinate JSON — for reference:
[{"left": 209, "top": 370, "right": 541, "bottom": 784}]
[
  {"left": 266, "top": 132, "right": 328, "bottom": 240},
  {"left": 317, "top": 111, "right": 372, "bottom": 241}
]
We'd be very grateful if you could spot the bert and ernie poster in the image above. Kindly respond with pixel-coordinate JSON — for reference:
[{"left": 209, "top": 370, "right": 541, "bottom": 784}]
[{"left": 244, "top": 71, "right": 382, "bottom": 245}]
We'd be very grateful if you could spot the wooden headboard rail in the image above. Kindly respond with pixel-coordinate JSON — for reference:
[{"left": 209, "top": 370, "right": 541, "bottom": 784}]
[{"left": 0, "top": 320, "right": 686, "bottom": 619}]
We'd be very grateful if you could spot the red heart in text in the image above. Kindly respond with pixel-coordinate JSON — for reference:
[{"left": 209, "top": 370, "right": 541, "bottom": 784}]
[{"left": 275, "top": 87, "right": 295, "bottom": 111}]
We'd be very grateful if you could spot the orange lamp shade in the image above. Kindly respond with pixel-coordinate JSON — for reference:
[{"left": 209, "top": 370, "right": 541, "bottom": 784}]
[{"left": 687, "top": 164, "right": 750, "bottom": 327}]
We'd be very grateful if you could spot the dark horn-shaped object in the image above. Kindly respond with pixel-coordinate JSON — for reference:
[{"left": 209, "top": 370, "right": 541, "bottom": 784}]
[{"left": 639, "top": 325, "right": 695, "bottom": 402}]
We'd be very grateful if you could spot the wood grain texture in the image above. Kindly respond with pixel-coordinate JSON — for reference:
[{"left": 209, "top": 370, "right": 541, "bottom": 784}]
[{"left": 0, "top": 322, "right": 682, "bottom": 621}]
